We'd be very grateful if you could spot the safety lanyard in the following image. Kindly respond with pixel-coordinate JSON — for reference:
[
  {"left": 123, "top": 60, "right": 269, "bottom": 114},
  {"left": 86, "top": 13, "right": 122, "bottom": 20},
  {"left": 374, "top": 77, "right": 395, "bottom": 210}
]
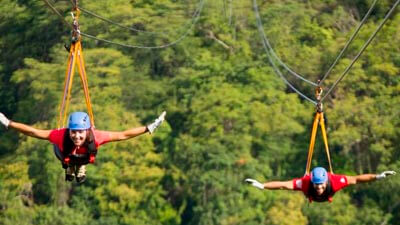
[
  {"left": 57, "top": 7, "right": 95, "bottom": 129},
  {"left": 305, "top": 86, "right": 333, "bottom": 174}
]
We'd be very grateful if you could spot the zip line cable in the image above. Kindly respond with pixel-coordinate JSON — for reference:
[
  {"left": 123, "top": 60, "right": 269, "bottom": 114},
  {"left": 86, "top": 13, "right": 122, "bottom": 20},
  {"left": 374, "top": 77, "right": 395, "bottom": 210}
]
[
  {"left": 253, "top": 0, "right": 317, "bottom": 105},
  {"left": 319, "top": 0, "right": 378, "bottom": 85},
  {"left": 42, "top": 0, "right": 73, "bottom": 30},
  {"left": 43, "top": 0, "right": 397, "bottom": 92},
  {"left": 80, "top": 0, "right": 204, "bottom": 49},
  {"left": 67, "top": 0, "right": 202, "bottom": 36},
  {"left": 253, "top": 0, "right": 319, "bottom": 87},
  {"left": 43, "top": 0, "right": 205, "bottom": 49},
  {"left": 254, "top": 0, "right": 398, "bottom": 104},
  {"left": 262, "top": 40, "right": 318, "bottom": 105},
  {"left": 321, "top": 0, "right": 400, "bottom": 102}
]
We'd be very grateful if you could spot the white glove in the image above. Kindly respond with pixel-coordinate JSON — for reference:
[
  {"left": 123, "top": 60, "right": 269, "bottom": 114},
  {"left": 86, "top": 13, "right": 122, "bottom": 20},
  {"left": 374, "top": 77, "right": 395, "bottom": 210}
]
[
  {"left": 147, "top": 111, "right": 166, "bottom": 134},
  {"left": 376, "top": 171, "right": 396, "bottom": 180},
  {"left": 245, "top": 178, "right": 264, "bottom": 190},
  {"left": 0, "top": 112, "right": 10, "bottom": 128}
]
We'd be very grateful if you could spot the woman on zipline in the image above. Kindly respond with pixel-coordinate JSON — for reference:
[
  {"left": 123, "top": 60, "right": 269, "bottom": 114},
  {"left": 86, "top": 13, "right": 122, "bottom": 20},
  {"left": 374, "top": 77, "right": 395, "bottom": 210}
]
[
  {"left": 246, "top": 167, "right": 395, "bottom": 202},
  {"left": 0, "top": 111, "right": 166, "bottom": 183}
]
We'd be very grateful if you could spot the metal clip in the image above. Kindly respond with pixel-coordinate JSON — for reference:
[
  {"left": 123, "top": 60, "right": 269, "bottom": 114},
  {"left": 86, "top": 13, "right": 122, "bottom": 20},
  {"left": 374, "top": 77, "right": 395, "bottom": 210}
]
[
  {"left": 70, "top": 12, "right": 80, "bottom": 43},
  {"left": 315, "top": 85, "right": 323, "bottom": 112}
]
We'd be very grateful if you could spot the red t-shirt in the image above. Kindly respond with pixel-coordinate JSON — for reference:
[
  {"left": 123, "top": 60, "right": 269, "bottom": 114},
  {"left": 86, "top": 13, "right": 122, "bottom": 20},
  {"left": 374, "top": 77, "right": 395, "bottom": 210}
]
[
  {"left": 292, "top": 173, "right": 348, "bottom": 202},
  {"left": 49, "top": 128, "right": 111, "bottom": 155}
]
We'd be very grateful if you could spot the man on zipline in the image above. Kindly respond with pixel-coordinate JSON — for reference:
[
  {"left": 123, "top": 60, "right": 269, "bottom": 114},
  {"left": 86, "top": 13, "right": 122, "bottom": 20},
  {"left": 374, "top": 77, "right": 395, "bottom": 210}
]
[
  {"left": 0, "top": 111, "right": 166, "bottom": 183},
  {"left": 245, "top": 167, "right": 396, "bottom": 202}
]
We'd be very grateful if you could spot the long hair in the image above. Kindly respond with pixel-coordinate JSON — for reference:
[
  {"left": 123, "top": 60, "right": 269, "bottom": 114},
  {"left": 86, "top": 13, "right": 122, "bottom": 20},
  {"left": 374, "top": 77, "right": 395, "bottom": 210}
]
[{"left": 63, "top": 129, "right": 94, "bottom": 156}]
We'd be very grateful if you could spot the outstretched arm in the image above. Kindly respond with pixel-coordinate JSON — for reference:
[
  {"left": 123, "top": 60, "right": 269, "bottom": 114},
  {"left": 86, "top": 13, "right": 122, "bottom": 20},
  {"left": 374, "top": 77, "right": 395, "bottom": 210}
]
[
  {"left": 346, "top": 171, "right": 396, "bottom": 185},
  {"left": 245, "top": 179, "right": 293, "bottom": 190},
  {"left": 107, "top": 126, "right": 148, "bottom": 142},
  {"left": 1, "top": 113, "right": 51, "bottom": 140},
  {"left": 106, "top": 111, "right": 166, "bottom": 142},
  {"left": 264, "top": 181, "right": 294, "bottom": 190}
]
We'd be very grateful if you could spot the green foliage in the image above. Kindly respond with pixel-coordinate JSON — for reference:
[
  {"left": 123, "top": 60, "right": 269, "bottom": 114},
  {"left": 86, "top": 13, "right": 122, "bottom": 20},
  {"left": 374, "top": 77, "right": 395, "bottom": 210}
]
[
  {"left": 302, "top": 194, "right": 357, "bottom": 225},
  {"left": 1, "top": 0, "right": 399, "bottom": 224},
  {"left": 266, "top": 194, "right": 308, "bottom": 225}
]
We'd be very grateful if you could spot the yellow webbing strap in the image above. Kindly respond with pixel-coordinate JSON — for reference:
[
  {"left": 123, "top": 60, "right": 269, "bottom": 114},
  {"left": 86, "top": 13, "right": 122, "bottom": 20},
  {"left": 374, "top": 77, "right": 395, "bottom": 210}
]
[
  {"left": 305, "top": 113, "right": 320, "bottom": 174},
  {"left": 57, "top": 40, "right": 95, "bottom": 128},
  {"left": 319, "top": 113, "right": 333, "bottom": 173},
  {"left": 58, "top": 43, "right": 77, "bottom": 128},
  {"left": 305, "top": 111, "right": 333, "bottom": 175},
  {"left": 76, "top": 41, "right": 95, "bottom": 127}
]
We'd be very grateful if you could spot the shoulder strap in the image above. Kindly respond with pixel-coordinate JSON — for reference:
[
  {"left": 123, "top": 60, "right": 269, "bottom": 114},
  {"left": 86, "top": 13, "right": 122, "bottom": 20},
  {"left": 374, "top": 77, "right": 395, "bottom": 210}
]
[
  {"left": 62, "top": 129, "right": 74, "bottom": 156},
  {"left": 86, "top": 128, "right": 97, "bottom": 163}
]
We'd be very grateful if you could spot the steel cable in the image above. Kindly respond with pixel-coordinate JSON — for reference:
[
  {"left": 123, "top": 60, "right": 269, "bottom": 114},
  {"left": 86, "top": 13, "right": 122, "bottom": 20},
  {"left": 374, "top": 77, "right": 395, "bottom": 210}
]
[
  {"left": 43, "top": 0, "right": 205, "bottom": 49},
  {"left": 319, "top": 0, "right": 378, "bottom": 84},
  {"left": 253, "top": 0, "right": 317, "bottom": 105},
  {"left": 321, "top": 0, "right": 400, "bottom": 102},
  {"left": 70, "top": 0, "right": 202, "bottom": 36},
  {"left": 253, "top": 0, "right": 319, "bottom": 87}
]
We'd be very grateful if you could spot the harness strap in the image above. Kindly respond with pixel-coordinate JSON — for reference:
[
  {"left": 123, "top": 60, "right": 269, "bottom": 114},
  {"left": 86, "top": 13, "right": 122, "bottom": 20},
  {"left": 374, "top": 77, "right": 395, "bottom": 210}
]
[
  {"left": 305, "top": 112, "right": 320, "bottom": 174},
  {"left": 58, "top": 44, "right": 77, "bottom": 128},
  {"left": 305, "top": 111, "right": 333, "bottom": 174},
  {"left": 87, "top": 128, "right": 97, "bottom": 163},
  {"left": 76, "top": 41, "right": 95, "bottom": 127},
  {"left": 319, "top": 113, "right": 333, "bottom": 173},
  {"left": 57, "top": 4, "right": 95, "bottom": 128},
  {"left": 55, "top": 3, "right": 97, "bottom": 166}
]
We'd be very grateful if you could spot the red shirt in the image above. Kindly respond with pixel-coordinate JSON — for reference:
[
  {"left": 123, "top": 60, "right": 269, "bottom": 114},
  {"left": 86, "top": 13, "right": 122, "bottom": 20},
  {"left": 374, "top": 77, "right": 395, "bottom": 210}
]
[
  {"left": 49, "top": 128, "right": 111, "bottom": 155},
  {"left": 293, "top": 173, "right": 348, "bottom": 202}
]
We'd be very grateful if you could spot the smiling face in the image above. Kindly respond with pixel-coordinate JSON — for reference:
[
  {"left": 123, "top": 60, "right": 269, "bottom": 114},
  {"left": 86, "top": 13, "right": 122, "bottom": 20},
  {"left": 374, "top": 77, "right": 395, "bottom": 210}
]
[
  {"left": 69, "top": 129, "right": 88, "bottom": 146},
  {"left": 313, "top": 182, "right": 327, "bottom": 195}
]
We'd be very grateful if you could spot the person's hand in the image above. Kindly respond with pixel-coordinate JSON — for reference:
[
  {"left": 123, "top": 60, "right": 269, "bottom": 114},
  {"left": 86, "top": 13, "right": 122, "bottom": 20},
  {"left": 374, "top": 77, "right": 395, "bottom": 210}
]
[
  {"left": 376, "top": 171, "right": 396, "bottom": 180},
  {"left": 0, "top": 113, "right": 10, "bottom": 128},
  {"left": 245, "top": 178, "right": 264, "bottom": 189},
  {"left": 147, "top": 111, "right": 166, "bottom": 134}
]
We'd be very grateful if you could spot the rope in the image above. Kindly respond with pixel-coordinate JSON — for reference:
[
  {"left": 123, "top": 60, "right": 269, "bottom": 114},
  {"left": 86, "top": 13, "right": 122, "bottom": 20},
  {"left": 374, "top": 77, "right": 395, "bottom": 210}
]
[
  {"left": 252, "top": 0, "right": 318, "bottom": 87},
  {"left": 319, "top": 0, "right": 378, "bottom": 84},
  {"left": 321, "top": 0, "right": 400, "bottom": 102}
]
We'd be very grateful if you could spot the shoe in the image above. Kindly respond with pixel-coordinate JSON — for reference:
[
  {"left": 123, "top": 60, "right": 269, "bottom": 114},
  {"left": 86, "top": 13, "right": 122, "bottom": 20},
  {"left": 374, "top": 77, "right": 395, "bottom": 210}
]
[
  {"left": 147, "top": 111, "right": 166, "bottom": 134},
  {"left": 75, "top": 165, "right": 87, "bottom": 183},
  {"left": 65, "top": 166, "right": 75, "bottom": 182}
]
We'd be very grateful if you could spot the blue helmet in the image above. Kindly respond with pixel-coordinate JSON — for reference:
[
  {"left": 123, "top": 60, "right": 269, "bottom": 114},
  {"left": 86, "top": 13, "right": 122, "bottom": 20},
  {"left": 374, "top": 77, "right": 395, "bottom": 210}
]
[
  {"left": 311, "top": 167, "right": 328, "bottom": 184},
  {"left": 68, "top": 112, "right": 91, "bottom": 130}
]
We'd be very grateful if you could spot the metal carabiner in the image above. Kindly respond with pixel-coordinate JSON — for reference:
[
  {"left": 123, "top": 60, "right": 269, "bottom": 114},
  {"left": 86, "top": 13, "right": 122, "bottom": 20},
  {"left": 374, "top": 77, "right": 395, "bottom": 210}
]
[
  {"left": 70, "top": 12, "right": 81, "bottom": 43},
  {"left": 315, "top": 83, "right": 323, "bottom": 112}
]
